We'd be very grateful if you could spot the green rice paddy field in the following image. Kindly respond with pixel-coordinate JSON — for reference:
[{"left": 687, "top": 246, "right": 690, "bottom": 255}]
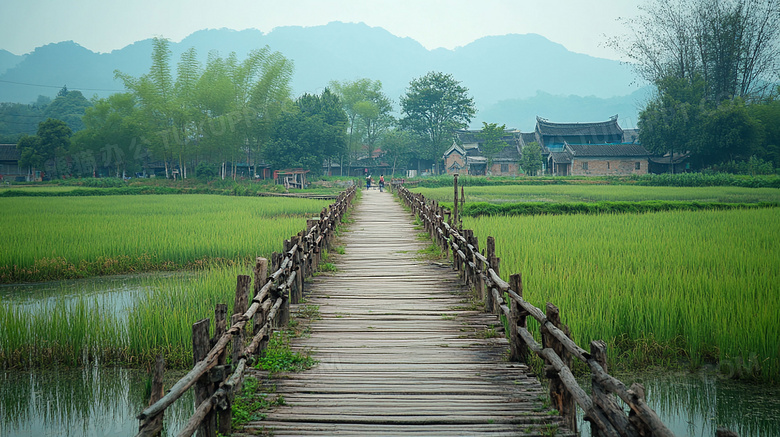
[
  {"left": 0, "top": 194, "right": 333, "bottom": 368},
  {"left": 462, "top": 207, "right": 780, "bottom": 381},
  {"left": 414, "top": 184, "right": 780, "bottom": 204},
  {"left": 0, "top": 195, "right": 330, "bottom": 283}
]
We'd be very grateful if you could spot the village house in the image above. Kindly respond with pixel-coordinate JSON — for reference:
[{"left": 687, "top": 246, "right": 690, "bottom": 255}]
[
  {"left": 443, "top": 130, "right": 522, "bottom": 176},
  {"left": 0, "top": 144, "right": 25, "bottom": 181},
  {"left": 518, "top": 116, "right": 650, "bottom": 176}
]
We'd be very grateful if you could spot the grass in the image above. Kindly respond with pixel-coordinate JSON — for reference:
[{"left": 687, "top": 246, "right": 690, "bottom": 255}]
[
  {"left": 255, "top": 331, "right": 317, "bottom": 376},
  {"left": 0, "top": 195, "right": 330, "bottom": 283},
  {"left": 413, "top": 184, "right": 780, "bottom": 204},
  {"left": 1, "top": 264, "right": 255, "bottom": 368},
  {"left": 463, "top": 208, "right": 780, "bottom": 382}
]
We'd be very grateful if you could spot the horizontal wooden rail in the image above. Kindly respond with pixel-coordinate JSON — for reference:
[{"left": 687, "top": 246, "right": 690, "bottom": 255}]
[
  {"left": 136, "top": 185, "right": 356, "bottom": 437},
  {"left": 397, "top": 182, "right": 675, "bottom": 437}
]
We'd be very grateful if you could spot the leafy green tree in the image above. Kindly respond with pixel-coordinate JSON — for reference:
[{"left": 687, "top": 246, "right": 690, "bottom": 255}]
[
  {"left": 72, "top": 93, "right": 147, "bottom": 177},
  {"left": 0, "top": 101, "right": 47, "bottom": 142},
  {"left": 44, "top": 87, "right": 92, "bottom": 132},
  {"left": 329, "top": 78, "right": 393, "bottom": 165},
  {"left": 699, "top": 97, "right": 760, "bottom": 166},
  {"left": 748, "top": 93, "right": 780, "bottom": 167},
  {"left": 17, "top": 118, "right": 72, "bottom": 179},
  {"left": 639, "top": 75, "right": 707, "bottom": 169},
  {"left": 380, "top": 129, "right": 414, "bottom": 176},
  {"left": 116, "top": 39, "right": 294, "bottom": 179},
  {"left": 477, "top": 122, "right": 508, "bottom": 174},
  {"left": 400, "top": 72, "right": 476, "bottom": 173},
  {"left": 519, "top": 141, "right": 543, "bottom": 176},
  {"left": 265, "top": 90, "right": 347, "bottom": 174},
  {"left": 116, "top": 37, "right": 177, "bottom": 177}
]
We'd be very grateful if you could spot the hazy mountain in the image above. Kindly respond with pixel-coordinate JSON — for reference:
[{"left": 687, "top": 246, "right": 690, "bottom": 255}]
[
  {"left": 0, "top": 49, "right": 23, "bottom": 75},
  {"left": 481, "top": 87, "right": 654, "bottom": 131},
  {"left": 0, "top": 22, "right": 646, "bottom": 129}
]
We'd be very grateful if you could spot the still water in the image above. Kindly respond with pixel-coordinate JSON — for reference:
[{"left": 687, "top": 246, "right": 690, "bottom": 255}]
[
  {"left": 0, "top": 367, "right": 191, "bottom": 436},
  {"left": 577, "top": 371, "right": 780, "bottom": 436}
]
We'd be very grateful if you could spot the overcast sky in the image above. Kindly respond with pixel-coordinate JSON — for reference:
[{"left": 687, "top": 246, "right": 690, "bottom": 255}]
[{"left": 0, "top": 0, "right": 643, "bottom": 59}]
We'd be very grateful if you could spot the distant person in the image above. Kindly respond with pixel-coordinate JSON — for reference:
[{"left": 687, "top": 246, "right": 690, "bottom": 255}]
[
  {"left": 379, "top": 174, "right": 385, "bottom": 192},
  {"left": 366, "top": 174, "right": 371, "bottom": 190}
]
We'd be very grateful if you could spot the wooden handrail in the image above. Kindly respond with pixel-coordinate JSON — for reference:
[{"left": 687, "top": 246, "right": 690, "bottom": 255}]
[
  {"left": 136, "top": 185, "right": 357, "bottom": 437},
  {"left": 396, "top": 183, "right": 675, "bottom": 437}
]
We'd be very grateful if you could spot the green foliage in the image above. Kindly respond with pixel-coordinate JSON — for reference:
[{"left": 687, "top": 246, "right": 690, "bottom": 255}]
[
  {"left": 16, "top": 118, "right": 73, "bottom": 178},
  {"left": 476, "top": 122, "right": 508, "bottom": 172},
  {"left": 43, "top": 87, "right": 92, "bottom": 132},
  {"left": 256, "top": 331, "right": 317, "bottom": 375},
  {"left": 519, "top": 141, "right": 543, "bottom": 176},
  {"left": 195, "top": 161, "right": 218, "bottom": 179},
  {"left": 400, "top": 72, "right": 476, "bottom": 167},
  {"left": 264, "top": 89, "right": 347, "bottom": 174},
  {"left": 114, "top": 37, "right": 294, "bottom": 179},
  {"left": 329, "top": 78, "right": 393, "bottom": 160},
  {"left": 231, "top": 376, "right": 285, "bottom": 429}
]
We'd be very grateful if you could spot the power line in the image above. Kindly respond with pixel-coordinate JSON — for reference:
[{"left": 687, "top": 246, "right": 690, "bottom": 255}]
[{"left": 0, "top": 79, "right": 125, "bottom": 92}]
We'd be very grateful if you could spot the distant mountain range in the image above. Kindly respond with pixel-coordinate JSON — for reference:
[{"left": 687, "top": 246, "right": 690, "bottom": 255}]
[{"left": 0, "top": 22, "right": 650, "bottom": 131}]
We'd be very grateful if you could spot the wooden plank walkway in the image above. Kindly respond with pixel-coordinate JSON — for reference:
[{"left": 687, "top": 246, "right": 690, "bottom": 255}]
[{"left": 242, "top": 188, "right": 573, "bottom": 436}]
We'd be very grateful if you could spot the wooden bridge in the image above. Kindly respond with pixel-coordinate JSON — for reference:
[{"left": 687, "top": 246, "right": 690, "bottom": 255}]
[
  {"left": 138, "top": 181, "right": 676, "bottom": 437},
  {"left": 242, "top": 188, "right": 566, "bottom": 436}
]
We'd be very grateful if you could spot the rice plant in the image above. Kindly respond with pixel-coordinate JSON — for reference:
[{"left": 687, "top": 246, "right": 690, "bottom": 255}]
[
  {"left": 0, "top": 195, "right": 329, "bottom": 283},
  {"left": 414, "top": 184, "right": 780, "bottom": 204},
  {"left": 464, "top": 208, "right": 780, "bottom": 381}
]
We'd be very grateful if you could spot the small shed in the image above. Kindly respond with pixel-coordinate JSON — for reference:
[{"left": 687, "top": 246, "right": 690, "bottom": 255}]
[{"left": 274, "top": 168, "right": 309, "bottom": 189}]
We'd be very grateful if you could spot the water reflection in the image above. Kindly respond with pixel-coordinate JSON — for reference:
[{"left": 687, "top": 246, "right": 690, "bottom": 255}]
[
  {"left": 0, "top": 274, "right": 159, "bottom": 315},
  {"left": 0, "top": 367, "right": 191, "bottom": 437},
  {"left": 578, "top": 371, "right": 780, "bottom": 436}
]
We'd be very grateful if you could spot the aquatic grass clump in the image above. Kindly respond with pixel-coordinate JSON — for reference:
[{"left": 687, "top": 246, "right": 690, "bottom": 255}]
[
  {"left": 0, "top": 195, "right": 330, "bottom": 283},
  {"left": 1, "top": 265, "right": 250, "bottom": 369},
  {"left": 464, "top": 208, "right": 780, "bottom": 382}
]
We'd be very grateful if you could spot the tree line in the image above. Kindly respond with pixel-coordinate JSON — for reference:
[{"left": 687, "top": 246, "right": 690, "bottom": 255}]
[{"left": 614, "top": 0, "right": 780, "bottom": 172}]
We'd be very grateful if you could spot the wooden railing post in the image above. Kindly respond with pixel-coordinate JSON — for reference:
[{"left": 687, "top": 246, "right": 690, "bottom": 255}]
[
  {"left": 543, "top": 303, "right": 576, "bottom": 433},
  {"left": 192, "top": 319, "right": 215, "bottom": 437},
  {"left": 589, "top": 340, "right": 628, "bottom": 436},
  {"left": 253, "top": 258, "right": 268, "bottom": 335},
  {"left": 485, "top": 237, "right": 496, "bottom": 312},
  {"left": 452, "top": 173, "right": 459, "bottom": 227},
  {"left": 509, "top": 274, "right": 528, "bottom": 363}
]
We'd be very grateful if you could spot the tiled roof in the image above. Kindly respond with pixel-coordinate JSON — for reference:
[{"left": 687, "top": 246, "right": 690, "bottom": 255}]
[
  {"left": 0, "top": 144, "right": 21, "bottom": 161},
  {"left": 495, "top": 145, "right": 520, "bottom": 160},
  {"left": 455, "top": 129, "right": 521, "bottom": 147},
  {"left": 549, "top": 151, "right": 573, "bottom": 164},
  {"left": 566, "top": 143, "right": 649, "bottom": 157},
  {"left": 536, "top": 117, "right": 623, "bottom": 137}
]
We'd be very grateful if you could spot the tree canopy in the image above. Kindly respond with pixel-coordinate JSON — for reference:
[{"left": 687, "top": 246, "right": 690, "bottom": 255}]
[
  {"left": 264, "top": 89, "right": 347, "bottom": 174},
  {"left": 400, "top": 72, "right": 476, "bottom": 171},
  {"left": 329, "top": 78, "right": 393, "bottom": 162},
  {"left": 477, "top": 122, "right": 508, "bottom": 173}
]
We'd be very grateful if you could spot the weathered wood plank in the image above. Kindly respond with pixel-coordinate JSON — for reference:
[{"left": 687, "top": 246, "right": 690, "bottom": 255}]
[{"left": 242, "top": 189, "right": 573, "bottom": 436}]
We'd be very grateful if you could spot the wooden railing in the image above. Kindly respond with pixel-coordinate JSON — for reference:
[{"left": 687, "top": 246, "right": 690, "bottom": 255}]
[
  {"left": 397, "top": 183, "right": 675, "bottom": 437},
  {"left": 136, "top": 185, "right": 357, "bottom": 437}
]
